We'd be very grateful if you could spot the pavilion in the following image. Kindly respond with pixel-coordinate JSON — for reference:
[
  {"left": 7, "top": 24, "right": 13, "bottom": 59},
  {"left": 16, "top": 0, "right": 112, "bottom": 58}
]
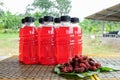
[{"left": 85, "top": 3, "right": 120, "bottom": 45}]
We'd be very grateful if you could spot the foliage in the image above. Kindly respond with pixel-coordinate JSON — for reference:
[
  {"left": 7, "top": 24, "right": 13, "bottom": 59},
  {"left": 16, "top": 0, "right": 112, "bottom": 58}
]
[
  {"left": 32, "top": 12, "right": 42, "bottom": 26},
  {"left": 26, "top": 0, "right": 72, "bottom": 17},
  {"left": 0, "top": 11, "right": 22, "bottom": 33},
  {"left": 4, "top": 11, "right": 21, "bottom": 29},
  {"left": 0, "top": 12, "right": 5, "bottom": 29},
  {"left": 0, "top": 0, "right": 4, "bottom": 28},
  {"left": 55, "top": 0, "right": 71, "bottom": 16},
  {"left": 0, "top": 0, "right": 120, "bottom": 34},
  {"left": 80, "top": 19, "right": 120, "bottom": 35},
  {"left": 0, "top": 10, "right": 43, "bottom": 33},
  {"left": 80, "top": 19, "right": 101, "bottom": 34}
]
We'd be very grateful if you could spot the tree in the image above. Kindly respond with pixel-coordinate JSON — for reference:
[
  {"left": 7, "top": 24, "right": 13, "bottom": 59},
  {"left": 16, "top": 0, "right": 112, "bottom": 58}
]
[
  {"left": 25, "top": 4, "right": 34, "bottom": 16},
  {"left": 32, "top": 12, "right": 42, "bottom": 26},
  {"left": 80, "top": 19, "right": 101, "bottom": 34},
  {"left": 0, "top": 1, "right": 5, "bottom": 30},
  {"left": 55, "top": 0, "right": 71, "bottom": 16},
  {"left": 0, "top": 1, "right": 3, "bottom": 9},
  {"left": 25, "top": 0, "right": 53, "bottom": 16},
  {"left": 1, "top": 11, "right": 21, "bottom": 33},
  {"left": 0, "top": 14, "right": 5, "bottom": 29},
  {"left": 26, "top": 0, "right": 72, "bottom": 17},
  {"left": 80, "top": 19, "right": 120, "bottom": 35}
]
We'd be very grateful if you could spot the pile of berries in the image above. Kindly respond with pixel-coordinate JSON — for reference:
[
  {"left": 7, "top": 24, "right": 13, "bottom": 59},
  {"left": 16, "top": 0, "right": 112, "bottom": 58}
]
[{"left": 59, "top": 55, "right": 101, "bottom": 73}]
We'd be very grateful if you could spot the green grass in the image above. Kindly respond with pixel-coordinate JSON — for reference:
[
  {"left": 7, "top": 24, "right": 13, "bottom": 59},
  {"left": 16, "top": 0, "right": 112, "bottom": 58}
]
[
  {"left": 82, "top": 35, "right": 120, "bottom": 55},
  {"left": 0, "top": 33, "right": 119, "bottom": 56},
  {"left": 0, "top": 33, "right": 19, "bottom": 56},
  {"left": 0, "top": 33, "right": 18, "bottom": 38}
]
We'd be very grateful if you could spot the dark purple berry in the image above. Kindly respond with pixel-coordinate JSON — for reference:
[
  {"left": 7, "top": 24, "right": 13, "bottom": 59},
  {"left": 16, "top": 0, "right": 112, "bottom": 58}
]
[
  {"left": 74, "top": 67, "right": 85, "bottom": 73},
  {"left": 89, "top": 61, "right": 95, "bottom": 66}
]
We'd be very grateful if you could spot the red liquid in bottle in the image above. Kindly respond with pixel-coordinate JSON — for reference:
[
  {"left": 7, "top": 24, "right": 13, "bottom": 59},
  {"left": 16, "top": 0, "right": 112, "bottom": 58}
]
[
  {"left": 19, "top": 27, "right": 23, "bottom": 62},
  {"left": 38, "top": 26, "right": 57, "bottom": 65},
  {"left": 71, "top": 17, "right": 82, "bottom": 57},
  {"left": 19, "top": 19, "right": 25, "bottom": 63},
  {"left": 19, "top": 26, "right": 38, "bottom": 64},
  {"left": 73, "top": 27, "right": 82, "bottom": 56},
  {"left": 55, "top": 26, "right": 71, "bottom": 64}
]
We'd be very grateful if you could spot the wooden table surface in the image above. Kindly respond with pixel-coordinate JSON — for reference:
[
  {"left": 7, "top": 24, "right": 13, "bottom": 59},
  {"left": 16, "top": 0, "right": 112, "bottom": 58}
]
[{"left": 0, "top": 54, "right": 120, "bottom": 80}]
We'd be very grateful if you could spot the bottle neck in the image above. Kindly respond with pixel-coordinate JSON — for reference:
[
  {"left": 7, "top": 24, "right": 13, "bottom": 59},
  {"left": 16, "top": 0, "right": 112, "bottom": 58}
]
[
  {"left": 43, "top": 22, "right": 53, "bottom": 27},
  {"left": 60, "top": 21, "right": 70, "bottom": 27},
  {"left": 25, "top": 22, "right": 35, "bottom": 27},
  {"left": 38, "top": 23, "right": 44, "bottom": 27},
  {"left": 71, "top": 23, "right": 80, "bottom": 28},
  {"left": 54, "top": 23, "right": 60, "bottom": 28}
]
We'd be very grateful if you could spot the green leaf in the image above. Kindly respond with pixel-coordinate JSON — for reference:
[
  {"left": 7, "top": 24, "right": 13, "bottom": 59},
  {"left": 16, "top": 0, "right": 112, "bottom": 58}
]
[
  {"left": 54, "top": 65, "right": 61, "bottom": 74},
  {"left": 100, "top": 66, "right": 114, "bottom": 72},
  {"left": 54, "top": 65, "right": 100, "bottom": 78},
  {"left": 88, "top": 69, "right": 100, "bottom": 75},
  {"left": 76, "top": 74, "right": 85, "bottom": 78}
]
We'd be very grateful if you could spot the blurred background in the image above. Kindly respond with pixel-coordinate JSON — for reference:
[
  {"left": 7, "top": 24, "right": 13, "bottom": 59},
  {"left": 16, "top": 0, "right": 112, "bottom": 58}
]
[{"left": 0, "top": 0, "right": 120, "bottom": 56}]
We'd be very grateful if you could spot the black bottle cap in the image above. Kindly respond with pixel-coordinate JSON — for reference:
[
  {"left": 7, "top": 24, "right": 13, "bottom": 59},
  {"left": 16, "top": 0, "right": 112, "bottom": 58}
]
[
  {"left": 25, "top": 17, "right": 35, "bottom": 22},
  {"left": 21, "top": 18, "right": 25, "bottom": 24},
  {"left": 44, "top": 16, "right": 54, "bottom": 22},
  {"left": 60, "top": 15, "right": 71, "bottom": 22},
  {"left": 39, "top": 18, "right": 44, "bottom": 24},
  {"left": 54, "top": 18, "right": 61, "bottom": 23},
  {"left": 71, "top": 17, "right": 79, "bottom": 23}
]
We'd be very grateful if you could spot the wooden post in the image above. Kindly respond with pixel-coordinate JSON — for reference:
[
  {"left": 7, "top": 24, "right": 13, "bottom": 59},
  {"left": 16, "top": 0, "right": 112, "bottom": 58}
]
[{"left": 101, "top": 21, "right": 105, "bottom": 35}]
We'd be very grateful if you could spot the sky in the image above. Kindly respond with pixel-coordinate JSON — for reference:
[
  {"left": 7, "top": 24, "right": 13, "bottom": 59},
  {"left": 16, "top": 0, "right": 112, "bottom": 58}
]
[{"left": 2, "top": 0, "right": 120, "bottom": 20}]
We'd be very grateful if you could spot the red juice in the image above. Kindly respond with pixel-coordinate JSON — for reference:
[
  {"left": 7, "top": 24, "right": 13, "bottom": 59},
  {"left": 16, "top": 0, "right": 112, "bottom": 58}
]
[
  {"left": 19, "top": 18, "right": 25, "bottom": 62},
  {"left": 19, "top": 26, "right": 38, "bottom": 64},
  {"left": 38, "top": 16, "right": 57, "bottom": 65},
  {"left": 38, "top": 26, "right": 57, "bottom": 65},
  {"left": 19, "top": 28, "right": 23, "bottom": 62},
  {"left": 73, "top": 27, "right": 82, "bottom": 56},
  {"left": 71, "top": 17, "right": 82, "bottom": 57},
  {"left": 37, "top": 20, "right": 42, "bottom": 63},
  {"left": 19, "top": 17, "right": 38, "bottom": 64},
  {"left": 55, "top": 26, "right": 71, "bottom": 64},
  {"left": 55, "top": 15, "right": 71, "bottom": 64},
  {"left": 37, "top": 18, "right": 43, "bottom": 55}
]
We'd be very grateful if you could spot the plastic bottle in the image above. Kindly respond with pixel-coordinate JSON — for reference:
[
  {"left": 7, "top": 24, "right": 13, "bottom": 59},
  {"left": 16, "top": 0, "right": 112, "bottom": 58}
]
[
  {"left": 55, "top": 15, "right": 71, "bottom": 64},
  {"left": 39, "top": 18, "right": 44, "bottom": 26},
  {"left": 38, "top": 16, "right": 57, "bottom": 65},
  {"left": 21, "top": 18, "right": 25, "bottom": 27},
  {"left": 37, "top": 18, "right": 43, "bottom": 63},
  {"left": 54, "top": 18, "right": 61, "bottom": 28},
  {"left": 19, "top": 17, "right": 38, "bottom": 64},
  {"left": 71, "top": 17, "right": 82, "bottom": 56},
  {"left": 19, "top": 18, "right": 25, "bottom": 62}
]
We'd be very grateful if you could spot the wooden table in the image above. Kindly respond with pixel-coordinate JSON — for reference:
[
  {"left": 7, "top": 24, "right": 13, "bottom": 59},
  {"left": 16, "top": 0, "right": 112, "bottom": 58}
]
[{"left": 0, "top": 55, "right": 120, "bottom": 80}]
